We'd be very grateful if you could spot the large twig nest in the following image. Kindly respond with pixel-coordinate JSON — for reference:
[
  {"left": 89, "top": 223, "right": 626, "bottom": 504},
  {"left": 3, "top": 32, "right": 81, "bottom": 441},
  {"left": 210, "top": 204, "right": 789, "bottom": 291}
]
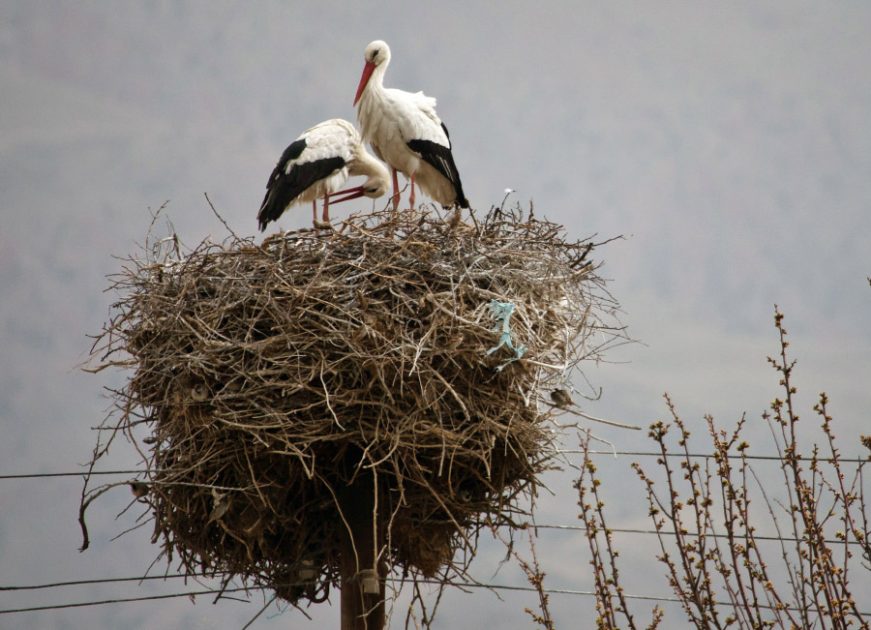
[{"left": 85, "top": 204, "right": 622, "bottom": 605}]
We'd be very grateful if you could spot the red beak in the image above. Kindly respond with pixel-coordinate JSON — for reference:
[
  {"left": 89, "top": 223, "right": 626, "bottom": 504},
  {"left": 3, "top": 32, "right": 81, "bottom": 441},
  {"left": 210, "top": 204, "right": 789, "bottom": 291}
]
[
  {"left": 327, "top": 185, "right": 366, "bottom": 204},
  {"left": 354, "top": 61, "right": 376, "bottom": 106}
]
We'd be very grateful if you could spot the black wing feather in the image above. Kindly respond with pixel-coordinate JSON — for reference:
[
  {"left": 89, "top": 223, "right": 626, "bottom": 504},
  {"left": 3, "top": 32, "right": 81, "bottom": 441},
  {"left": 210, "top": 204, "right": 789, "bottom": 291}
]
[
  {"left": 407, "top": 123, "right": 469, "bottom": 208},
  {"left": 257, "top": 138, "right": 345, "bottom": 231}
]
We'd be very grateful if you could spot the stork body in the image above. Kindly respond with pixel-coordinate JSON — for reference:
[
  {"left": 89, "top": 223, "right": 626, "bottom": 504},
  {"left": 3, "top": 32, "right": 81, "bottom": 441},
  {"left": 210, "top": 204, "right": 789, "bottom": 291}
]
[
  {"left": 354, "top": 40, "right": 468, "bottom": 211},
  {"left": 258, "top": 118, "right": 389, "bottom": 231}
]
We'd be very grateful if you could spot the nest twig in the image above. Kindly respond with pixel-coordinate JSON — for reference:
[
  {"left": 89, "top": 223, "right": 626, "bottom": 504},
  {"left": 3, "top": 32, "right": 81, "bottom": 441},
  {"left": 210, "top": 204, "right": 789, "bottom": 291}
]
[{"left": 82, "top": 204, "right": 624, "bottom": 608}]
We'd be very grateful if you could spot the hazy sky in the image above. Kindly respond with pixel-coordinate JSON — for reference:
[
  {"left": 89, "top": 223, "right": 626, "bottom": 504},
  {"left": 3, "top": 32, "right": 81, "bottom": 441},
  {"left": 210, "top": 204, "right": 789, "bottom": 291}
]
[{"left": 1, "top": 2, "right": 869, "bottom": 628}]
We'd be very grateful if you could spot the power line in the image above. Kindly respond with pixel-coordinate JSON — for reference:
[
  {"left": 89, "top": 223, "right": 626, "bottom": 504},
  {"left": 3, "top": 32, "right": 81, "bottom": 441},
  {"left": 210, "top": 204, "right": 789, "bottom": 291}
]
[
  {"left": 0, "top": 573, "right": 211, "bottom": 592},
  {"left": 560, "top": 450, "right": 869, "bottom": 464},
  {"left": 417, "top": 580, "right": 870, "bottom": 617},
  {"left": 524, "top": 523, "right": 866, "bottom": 547},
  {"left": 1, "top": 450, "right": 865, "bottom": 480},
  {"left": 5, "top": 504, "right": 868, "bottom": 596},
  {"left": 2, "top": 577, "right": 867, "bottom": 618},
  {"left": 0, "top": 585, "right": 255, "bottom": 615},
  {"left": 1, "top": 458, "right": 866, "bottom": 618},
  {"left": 0, "top": 470, "right": 143, "bottom": 480}
]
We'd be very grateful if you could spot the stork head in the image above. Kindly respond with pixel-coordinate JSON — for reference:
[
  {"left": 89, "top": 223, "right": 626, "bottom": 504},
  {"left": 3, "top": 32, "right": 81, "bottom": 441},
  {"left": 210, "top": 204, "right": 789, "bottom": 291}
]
[
  {"left": 354, "top": 40, "right": 391, "bottom": 106},
  {"left": 361, "top": 172, "right": 390, "bottom": 200},
  {"left": 361, "top": 160, "right": 391, "bottom": 199},
  {"left": 364, "top": 40, "right": 391, "bottom": 66},
  {"left": 328, "top": 156, "right": 390, "bottom": 204}
]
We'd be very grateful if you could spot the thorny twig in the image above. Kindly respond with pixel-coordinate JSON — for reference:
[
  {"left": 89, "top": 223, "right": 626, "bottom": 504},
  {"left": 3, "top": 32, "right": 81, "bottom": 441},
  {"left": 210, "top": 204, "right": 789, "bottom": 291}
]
[{"left": 628, "top": 307, "right": 868, "bottom": 628}]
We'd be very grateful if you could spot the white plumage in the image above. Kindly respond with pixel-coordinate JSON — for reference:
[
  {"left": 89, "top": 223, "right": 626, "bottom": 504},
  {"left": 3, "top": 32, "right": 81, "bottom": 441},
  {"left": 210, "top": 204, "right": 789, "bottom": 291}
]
[
  {"left": 354, "top": 40, "right": 468, "bottom": 211},
  {"left": 258, "top": 118, "right": 389, "bottom": 230}
]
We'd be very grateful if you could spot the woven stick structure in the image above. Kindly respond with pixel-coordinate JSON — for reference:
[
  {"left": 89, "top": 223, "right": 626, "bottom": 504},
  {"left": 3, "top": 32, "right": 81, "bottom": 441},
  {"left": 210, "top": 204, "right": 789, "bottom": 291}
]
[{"left": 83, "top": 204, "right": 623, "bottom": 611}]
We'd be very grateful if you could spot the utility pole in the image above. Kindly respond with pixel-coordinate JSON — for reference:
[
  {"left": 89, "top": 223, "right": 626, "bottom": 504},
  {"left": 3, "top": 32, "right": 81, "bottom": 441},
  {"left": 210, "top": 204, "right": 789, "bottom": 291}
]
[{"left": 339, "top": 476, "right": 385, "bottom": 630}]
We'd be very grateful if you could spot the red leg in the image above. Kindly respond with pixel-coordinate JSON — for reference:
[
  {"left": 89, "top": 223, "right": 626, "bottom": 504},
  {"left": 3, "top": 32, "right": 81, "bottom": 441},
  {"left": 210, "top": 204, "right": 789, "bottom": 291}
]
[
  {"left": 322, "top": 193, "right": 330, "bottom": 223},
  {"left": 409, "top": 175, "right": 416, "bottom": 210},
  {"left": 391, "top": 168, "right": 400, "bottom": 211},
  {"left": 311, "top": 200, "right": 317, "bottom": 224}
]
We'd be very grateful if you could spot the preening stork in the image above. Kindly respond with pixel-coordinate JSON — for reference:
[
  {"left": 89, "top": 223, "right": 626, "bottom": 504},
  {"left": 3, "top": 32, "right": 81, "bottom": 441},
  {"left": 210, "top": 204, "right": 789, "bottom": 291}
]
[
  {"left": 354, "top": 40, "right": 469, "bottom": 211},
  {"left": 257, "top": 118, "right": 390, "bottom": 231}
]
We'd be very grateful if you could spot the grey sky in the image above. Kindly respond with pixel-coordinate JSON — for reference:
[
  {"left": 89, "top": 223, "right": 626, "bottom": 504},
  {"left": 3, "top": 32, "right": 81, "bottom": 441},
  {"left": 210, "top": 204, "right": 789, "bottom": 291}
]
[{"left": 1, "top": 2, "right": 869, "bottom": 628}]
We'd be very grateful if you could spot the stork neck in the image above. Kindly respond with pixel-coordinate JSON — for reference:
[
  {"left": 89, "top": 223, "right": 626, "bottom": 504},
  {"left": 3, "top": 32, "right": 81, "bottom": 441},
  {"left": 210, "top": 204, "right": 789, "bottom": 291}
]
[
  {"left": 356, "top": 66, "right": 389, "bottom": 140},
  {"left": 365, "top": 63, "right": 387, "bottom": 96},
  {"left": 350, "top": 147, "right": 376, "bottom": 176}
]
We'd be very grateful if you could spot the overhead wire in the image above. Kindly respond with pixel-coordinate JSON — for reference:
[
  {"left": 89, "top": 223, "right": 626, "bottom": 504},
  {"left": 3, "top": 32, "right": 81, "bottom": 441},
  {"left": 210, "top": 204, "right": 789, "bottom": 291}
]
[
  {"left": 2, "top": 448, "right": 866, "bottom": 481},
  {"left": 0, "top": 585, "right": 254, "bottom": 615},
  {"left": 1, "top": 451, "right": 866, "bottom": 617},
  {"left": 2, "top": 576, "right": 868, "bottom": 617}
]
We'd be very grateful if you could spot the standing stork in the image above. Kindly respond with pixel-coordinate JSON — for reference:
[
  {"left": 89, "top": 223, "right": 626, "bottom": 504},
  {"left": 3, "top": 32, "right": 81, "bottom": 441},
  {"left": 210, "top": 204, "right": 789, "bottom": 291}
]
[
  {"left": 353, "top": 40, "right": 469, "bottom": 211},
  {"left": 257, "top": 118, "right": 390, "bottom": 231}
]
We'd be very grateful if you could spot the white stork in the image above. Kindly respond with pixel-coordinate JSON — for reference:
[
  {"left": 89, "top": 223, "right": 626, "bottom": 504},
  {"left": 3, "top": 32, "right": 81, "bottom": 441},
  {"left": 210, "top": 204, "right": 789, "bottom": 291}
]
[
  {"left": 257, "top": 118, "right": 390, "bottom": 231},
  {"left": 353, "top": 40, "right": 469, "bottom": 211}
]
